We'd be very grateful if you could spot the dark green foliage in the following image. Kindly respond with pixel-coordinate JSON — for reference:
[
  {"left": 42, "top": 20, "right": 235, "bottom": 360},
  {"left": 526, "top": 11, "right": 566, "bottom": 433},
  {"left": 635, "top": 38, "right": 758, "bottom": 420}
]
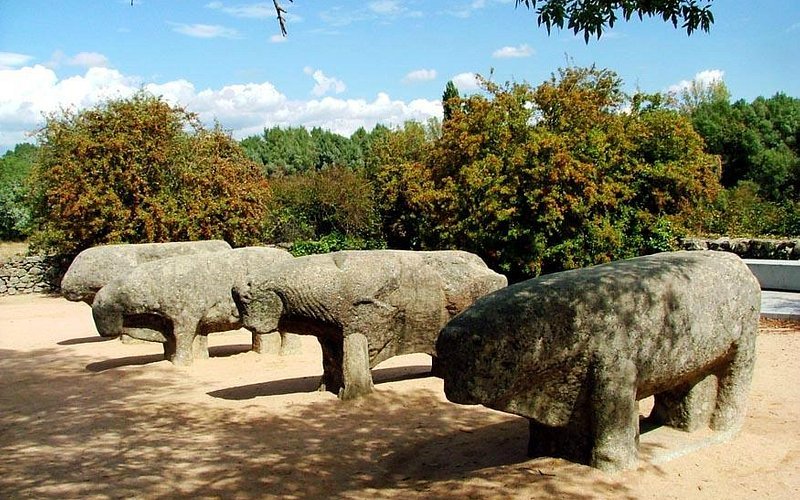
[
  {"left": 264, "top": 165, "right": 384, "bottom": 249},
  {"left": 442, "top": 81, "right": 460, "bottom": 122},
  {"left": 516, "top": 0, "right": 715, "bottom": 42},
  {"left": 687, "top": 88, "right": 799, "bottom": 237},
  {"left": 29, "top": 92, "right": 271, "bottom": 255},
  {"left": 272, "top": 1, "right": 715, "bottom": 40},
  {"left": 686, "top": 182, "right": 800, "bottom": 237},
  {"left": 241, "top": 126, "right": 367, "bottom": 175},
  {"left": 290, "top": 232, "right": 386, "bottom": 257},
  {"left": 369, "top": 121, "right": 439, "bottom": 249},
  {"left": 0, "top": 143, "right": 37, "bottom": 240},
  {"left": 691, "top": 91, "right": 800, "bottom": 201}
]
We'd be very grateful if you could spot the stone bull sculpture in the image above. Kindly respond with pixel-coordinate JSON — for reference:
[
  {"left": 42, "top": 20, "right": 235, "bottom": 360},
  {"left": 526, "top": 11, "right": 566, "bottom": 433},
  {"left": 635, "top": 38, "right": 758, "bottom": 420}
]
[
  {"left": 436, "top": 251, "right": 760, "bottom": 472},
  {"left": 92, "top": 247, "right": 296, "bottom": 366},
  {"left": 233, "top": 250, "right": 507, "bottom": 400},
  {"left": 61, "top": 240, "right": 232, "bottom": 304}
]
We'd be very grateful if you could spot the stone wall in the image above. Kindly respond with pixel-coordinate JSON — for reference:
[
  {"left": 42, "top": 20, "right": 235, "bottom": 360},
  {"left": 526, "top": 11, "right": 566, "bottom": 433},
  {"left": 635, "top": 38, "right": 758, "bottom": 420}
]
[
  {"left": 680, "top": 237, "right": 800, "bottom": 260},
  {"left": 0, "top": 255, "right": 68, "bottom": 296}
]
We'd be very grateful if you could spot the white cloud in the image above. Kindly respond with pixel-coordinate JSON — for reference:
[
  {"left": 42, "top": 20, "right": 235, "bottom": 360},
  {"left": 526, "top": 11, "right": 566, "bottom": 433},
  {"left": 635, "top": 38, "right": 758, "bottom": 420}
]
[
  {"left": 0, "top": 64, "right": 442, "bottom": 152},
  {"left": 205, "top": 1, "right": 305, "bottom": 27},
  {"left": 206, "top": 1, "right": 273, "bottom": 18},
  {"left": 403, "top": 69, "right": 437, "bottom": 84},
  {"left": 449, "top": 0, "right": 500, "bottom": 18},
  {"left": 303, "top": 67, "right": 346, "bottom": 97},
  {"left": 668, "top": 69, "right": 725, "bottom": 93},
  {"left": 66, "top": 52, "right": 109, "bottom": 68},
  {"left": 369, "top": 1, "right": 402, "bottom": 15},
  {"left": 281, "top": 93, "right": 442, "bottom": 137},
  {"left": 0, "top": 65, "right": 138, "bottom": 150},
  {"left": 0, "top": 52, "right": 34, "bottom": 70},
  {"left": 269, "top": 34, "right": 287, "bottom": 43},
  {"left": 170, "top": 22, "right": 240, "bottom": 39},
  {"left": 492, "top": 44, "right": 534, "bottom": 59},
  {"left": 452, "top": 72, "right": 481, "bottom": 91},
  {"left": 322, "top": 1, "right": 421, "bottom": 26}
]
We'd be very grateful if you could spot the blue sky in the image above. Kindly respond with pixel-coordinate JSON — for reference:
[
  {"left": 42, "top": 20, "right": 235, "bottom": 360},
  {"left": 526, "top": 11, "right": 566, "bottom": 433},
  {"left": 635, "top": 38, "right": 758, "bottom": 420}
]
[{"left": 1, "top": 0, "right": 798, "bottom": 152}]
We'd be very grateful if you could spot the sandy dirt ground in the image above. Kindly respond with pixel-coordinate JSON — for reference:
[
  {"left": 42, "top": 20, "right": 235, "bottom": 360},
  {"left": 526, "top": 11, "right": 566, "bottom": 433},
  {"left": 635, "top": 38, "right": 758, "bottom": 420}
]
[{"left": 1, "top": 294, "right": 798, "bottom": 499}]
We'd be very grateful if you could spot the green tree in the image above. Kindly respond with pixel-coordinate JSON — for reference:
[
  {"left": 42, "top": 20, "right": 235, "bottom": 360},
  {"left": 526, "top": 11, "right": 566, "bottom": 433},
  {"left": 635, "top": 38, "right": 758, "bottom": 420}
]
[
  {"left": 30, "top": 92, "right": 271, "bottom": 255},
  {"left": 442, "top": 81, "right": 460, "bottom": 122},
  {"left": 241, "top": 126, "right": 317, "bottom": 176},
  {"left": 676, "top": 77, "right": 729, "bottom": 113},
  {"left": 0, "top": 143, "right": 37, "bottom": 240},
  {"left": 691, "top": 91, "right": 800, "bottom": 202},
  {"left": 264, "top": 165, "right": 382, "bottom": 248},
  {"left": 310, "top": 127, "right": 363, "bottom": 170},
  {"left": 241, "top": 126, "right": 366, "bottom": 176}
]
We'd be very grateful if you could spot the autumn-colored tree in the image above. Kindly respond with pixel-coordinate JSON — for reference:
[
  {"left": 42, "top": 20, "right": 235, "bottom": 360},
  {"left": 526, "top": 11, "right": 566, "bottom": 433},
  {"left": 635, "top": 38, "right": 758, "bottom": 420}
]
[
  {"left": 369, "top": 121, "right": 440, "bottom": 249},
  {"left": 30, "top": 92, "right": 271, "bottom": 254},
  {"left": 375, "top": 67, "right": 721, "bottom": 280}
]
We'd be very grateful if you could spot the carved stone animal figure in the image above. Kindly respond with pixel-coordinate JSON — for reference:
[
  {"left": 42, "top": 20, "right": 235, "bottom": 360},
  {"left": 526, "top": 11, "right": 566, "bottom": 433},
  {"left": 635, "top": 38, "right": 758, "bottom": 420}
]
[
  {"left": 61, "top": 240, "right": 232, "bottom": 304},
  {"left": 234, "top": 249, "right": 507, "bottom": 400},
  {"left": 92, "top": 247, "right": 296, "bottom": 366},
  {"left": 435, "top": 251, "right": 760, "bottom": 473}
]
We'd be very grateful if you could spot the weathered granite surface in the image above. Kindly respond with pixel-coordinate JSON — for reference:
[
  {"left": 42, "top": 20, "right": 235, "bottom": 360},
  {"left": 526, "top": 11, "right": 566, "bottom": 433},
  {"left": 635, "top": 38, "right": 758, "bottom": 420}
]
[
  {"left": 436, "top": 251, "right": 760, "bottom": 472},
  {"left": 61, "top": 240, "right": 232, "bottom": 304},
  {"left": 92, "top": 247, "right": 295, "bottom": 366},
  {"left": 234, "top": 249, "right": 507, "bottom": 400}
]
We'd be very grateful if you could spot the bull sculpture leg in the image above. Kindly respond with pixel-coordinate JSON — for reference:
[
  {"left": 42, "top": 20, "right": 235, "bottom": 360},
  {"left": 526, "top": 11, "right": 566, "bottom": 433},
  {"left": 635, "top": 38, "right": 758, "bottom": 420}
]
[
  {"left": 164, "top": 319, "right": 206, "bottom": 366},
  {"left": 588, "top": 358, "right": 640, "bottom": 472},
  {"left": 252, "top": 331, "right": 282, "bottom": 354},
  {"left": 279, "top": 333, "right": 302, "bottom": 355},
  {"left": 650, "top": 375, "right": 717, "bottom": 431},
  {"left": 317, "top": 333, "right": 375, "bottom": 400},
  {"left": 252, "top": 331, "right": 303, "bottom": 355},
  {"left": 340, "top": 333, "right": 375, "bottom": 400},
  {"left": 711, "top": 331, "right": 757, "bottom": 432}
]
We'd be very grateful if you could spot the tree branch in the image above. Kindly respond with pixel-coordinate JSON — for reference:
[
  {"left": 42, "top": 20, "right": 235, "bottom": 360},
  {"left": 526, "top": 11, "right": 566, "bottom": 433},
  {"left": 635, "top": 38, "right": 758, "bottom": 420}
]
[{"left": 273, "top": 0, "right": 293, "bottom": 37}]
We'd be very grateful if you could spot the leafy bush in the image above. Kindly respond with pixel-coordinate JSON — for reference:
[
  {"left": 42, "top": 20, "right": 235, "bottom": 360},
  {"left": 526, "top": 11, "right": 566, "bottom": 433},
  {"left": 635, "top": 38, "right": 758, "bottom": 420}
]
[
  {"left": 29, "top": 92, "right": 271, "bottom": 254},
  {"left": 373, "top": 67, "right": 721, "bottom": 281},
  {"left": 0, "top": 144, "right": 36, "bottom": 240},
  {"left": 289, "top": 232, "right": 386, "bottom": 257},
  {"left": 264, "top": 165, "right": 384, "bottom": 247},
  {"left": 684, "top": 182, "right": 800, "bottom": 237}
]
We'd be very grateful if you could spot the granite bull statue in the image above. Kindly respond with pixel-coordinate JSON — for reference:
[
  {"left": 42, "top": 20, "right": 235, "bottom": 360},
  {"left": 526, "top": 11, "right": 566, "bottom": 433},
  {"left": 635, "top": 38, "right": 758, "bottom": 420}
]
[
  {"left": 435, "top": 251, "right": 760, "bottom": 472},
  {"left": 61, "top": 240, "right": 232, "bottom": 304},
  {"left": 233, "top": 249, "right": 507, "bottom": 400},
  {"left": 92, "top": 247, "right": 296, "bottom": 366}
]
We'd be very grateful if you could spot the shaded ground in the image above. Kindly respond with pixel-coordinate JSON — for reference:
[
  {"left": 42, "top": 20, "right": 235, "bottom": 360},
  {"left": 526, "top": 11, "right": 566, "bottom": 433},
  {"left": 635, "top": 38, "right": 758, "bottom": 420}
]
[{"left": 1, "top": 294, "right": 798, "bottom": 499}]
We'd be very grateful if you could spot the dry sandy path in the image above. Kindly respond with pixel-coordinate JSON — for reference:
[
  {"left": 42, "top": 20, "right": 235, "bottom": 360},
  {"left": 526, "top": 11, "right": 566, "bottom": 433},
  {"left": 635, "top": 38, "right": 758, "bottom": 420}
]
[{"left": 1, "top": 294, "right": 798, "bottom": 499}]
